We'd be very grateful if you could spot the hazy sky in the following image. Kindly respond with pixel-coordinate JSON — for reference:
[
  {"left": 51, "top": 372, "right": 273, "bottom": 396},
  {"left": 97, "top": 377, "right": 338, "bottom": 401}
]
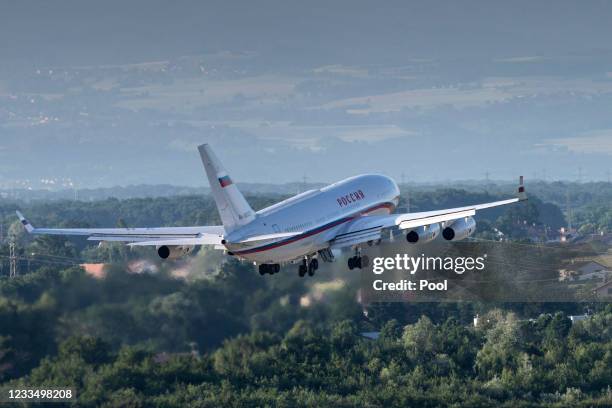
[
  {"left": 1, "top": 1, "right": 611, "bottom": 188},
  {"left": 3, "top": 1, "right": 612, "bottom": 66}
]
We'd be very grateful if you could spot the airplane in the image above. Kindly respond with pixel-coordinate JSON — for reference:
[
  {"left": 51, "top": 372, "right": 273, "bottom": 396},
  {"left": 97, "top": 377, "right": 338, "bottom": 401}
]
[{"left": 17, "top": 144, "right": 527, "bottom": 277}]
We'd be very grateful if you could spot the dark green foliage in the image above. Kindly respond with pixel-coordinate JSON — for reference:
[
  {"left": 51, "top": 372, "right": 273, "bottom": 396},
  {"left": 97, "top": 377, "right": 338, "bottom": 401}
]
[{"left": 0, "top": 264, "right": 610, "bottom": 407}]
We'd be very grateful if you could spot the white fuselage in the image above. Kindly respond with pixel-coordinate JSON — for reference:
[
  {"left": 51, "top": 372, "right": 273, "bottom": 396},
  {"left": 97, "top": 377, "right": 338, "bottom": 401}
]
[{"left": 224, "top": 174, "right": 400, "bottom": 264}]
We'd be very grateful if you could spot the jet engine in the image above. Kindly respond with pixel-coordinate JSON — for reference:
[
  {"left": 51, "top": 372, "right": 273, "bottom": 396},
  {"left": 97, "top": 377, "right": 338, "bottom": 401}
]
[
  {"left": 157, "top": 245, "right": 195, "bottom": 259},
  {"left": 442, "top": 217, "right": 476, "bottom": 241},
  {"left": 405, "top": 223, "right": 440, "bottom": 244}
]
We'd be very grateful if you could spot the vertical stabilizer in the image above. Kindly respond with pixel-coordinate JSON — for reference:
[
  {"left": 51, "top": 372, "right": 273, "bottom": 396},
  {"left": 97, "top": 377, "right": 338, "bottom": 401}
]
[{"left": 198, "top": 144, "right": 256, "bottom": 233}]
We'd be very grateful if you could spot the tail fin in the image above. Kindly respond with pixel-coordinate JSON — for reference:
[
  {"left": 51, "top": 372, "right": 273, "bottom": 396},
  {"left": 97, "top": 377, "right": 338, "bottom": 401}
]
[{"left": 198, "top": 144, "right": 256, "bottom": 233}]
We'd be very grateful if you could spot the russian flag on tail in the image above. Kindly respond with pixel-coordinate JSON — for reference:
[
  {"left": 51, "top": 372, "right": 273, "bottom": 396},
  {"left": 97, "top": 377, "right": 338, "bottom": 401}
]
[{"left": 218, "top": 175, "right": 233, "bottom": 188}]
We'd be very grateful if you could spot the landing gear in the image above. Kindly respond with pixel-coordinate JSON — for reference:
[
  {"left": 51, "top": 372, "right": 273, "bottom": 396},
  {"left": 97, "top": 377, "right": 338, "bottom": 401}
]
[
  {"left": 348, "top": 256, "right": 356, "bottom": 270},
  {"left": 298, "top": 257, "right": 318, "bottom": 277},
  {"left": 347, "top": 249, "right": 369, "bottom": 270},
  {"left": 308, "top": 258, "right": 318, "bottom": 276},
  {"left": 258, "top": 263, "right": 280, "bottom": 275},
  {"left": 298, "top": 260, "right": 307, "bottom": 277}
]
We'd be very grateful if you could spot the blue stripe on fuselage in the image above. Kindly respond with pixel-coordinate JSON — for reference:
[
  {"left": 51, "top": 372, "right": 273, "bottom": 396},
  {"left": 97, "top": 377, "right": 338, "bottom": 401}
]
[{"left": 231, "top": 202, "right": 395, "bottom": 255}]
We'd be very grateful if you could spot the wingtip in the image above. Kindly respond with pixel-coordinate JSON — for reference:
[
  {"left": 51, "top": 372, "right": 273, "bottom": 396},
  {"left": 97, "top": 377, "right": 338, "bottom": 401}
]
[
  {"left": 517, "top": 176, "right": 527, "bottom": 201},
  {"left": 15, "top": 210, "right": 34, "bottom": 232}
]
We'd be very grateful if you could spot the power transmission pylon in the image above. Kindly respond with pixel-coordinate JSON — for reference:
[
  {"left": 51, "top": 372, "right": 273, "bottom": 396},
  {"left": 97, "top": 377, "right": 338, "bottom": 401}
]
[
  {"left": 405, "top": 187, "right": 411, "bottom": 213},
  {"left": 565, "top": 190, "right": 573, "bottom": 232},
  {"left": 9, "top": 240, "right": 17, "bottom": 278}
]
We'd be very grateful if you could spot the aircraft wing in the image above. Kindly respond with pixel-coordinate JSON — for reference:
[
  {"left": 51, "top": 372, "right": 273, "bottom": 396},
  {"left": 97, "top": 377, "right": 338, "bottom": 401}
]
[
  {"left": 15, "top": 211, "right": 225, "bottom": 245},
  {"left": 330, "top": 177, "right": 526, "bottom": 249}
]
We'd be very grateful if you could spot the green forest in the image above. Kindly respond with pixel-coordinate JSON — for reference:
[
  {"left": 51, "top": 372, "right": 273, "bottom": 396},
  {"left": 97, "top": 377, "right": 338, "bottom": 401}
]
[
  {"left": 0, "top": 185, "right": 610, "bottom": 406},
  {"left": 1, "top": 261, "right": 611, "bottom": 407}
]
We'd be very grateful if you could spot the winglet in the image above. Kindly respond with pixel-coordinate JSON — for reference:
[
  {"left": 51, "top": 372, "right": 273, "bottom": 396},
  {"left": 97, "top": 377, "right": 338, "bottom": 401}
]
[
  {"left": 517, "top": 176, "right": 527, "bottom": 201},
  {"left": 16, "top": 211, "right": 34, "bottom": 233}
]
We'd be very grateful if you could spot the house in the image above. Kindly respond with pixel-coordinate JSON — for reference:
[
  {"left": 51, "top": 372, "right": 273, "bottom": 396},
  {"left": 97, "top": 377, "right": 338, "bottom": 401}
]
[
  {"left": 558, "top": 268, "right": 578, "bottom": 282},
  {"left": 360, "top": 332, "right": 380, "bottom": 340},
  {"left": 575, "top": 261, "right": 608, "bottom": 275},
  {"left": 593, "top": 280, "right": 612, "bottom": 299},
  {"left": 128, "top": 259, "right": 159, "bottom": 274},
  {"left": 577, "top": 270, "right": 611, "bottom": 282},
  {"left": 80, "top": 263, "right": 107, "bottom": 279},
  {"left": 569, "top": 314, "right": 589, "bottom": 323},
  {"left": 559, "top": 227, "right": 578, "bottom": 243},
  {"left": 560, "top": 260, "right": 610, "bottom": 282},
  {"left": 570, "top": 260, "right": 608, "bottom": 275}
]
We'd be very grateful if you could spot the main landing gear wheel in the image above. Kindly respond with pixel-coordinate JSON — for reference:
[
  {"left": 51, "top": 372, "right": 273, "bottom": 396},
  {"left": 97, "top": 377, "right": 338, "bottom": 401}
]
[
  {"left": 348, "top": 255, "right": 370, "bottom": 270},
  {"left": 308, "top": 258, "right": 318, "bottom": 276},
  {"left": 298, "top": 263, "right": 307, "bottom": 277},
  {"left": 259, "top": 264, "right": 280, "bottom": 275},
  {"left": 298, "top": 258, "right": 319, "bottom": 277}
]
